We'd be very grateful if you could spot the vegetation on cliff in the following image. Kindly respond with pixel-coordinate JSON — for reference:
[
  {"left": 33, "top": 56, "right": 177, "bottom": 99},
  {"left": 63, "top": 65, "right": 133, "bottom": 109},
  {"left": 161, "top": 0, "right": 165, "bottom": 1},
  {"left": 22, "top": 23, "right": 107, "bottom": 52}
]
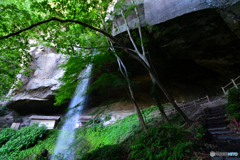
[{"left": 226, "top": 88, "right": 240, "bottom": 121}]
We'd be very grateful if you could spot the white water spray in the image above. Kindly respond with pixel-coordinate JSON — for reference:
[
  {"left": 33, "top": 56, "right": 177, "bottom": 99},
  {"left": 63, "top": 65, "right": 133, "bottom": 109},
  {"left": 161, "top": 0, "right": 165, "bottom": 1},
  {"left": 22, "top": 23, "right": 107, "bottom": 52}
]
[{"left": 51, "top": 64, "right": 93, "bottom": 160}]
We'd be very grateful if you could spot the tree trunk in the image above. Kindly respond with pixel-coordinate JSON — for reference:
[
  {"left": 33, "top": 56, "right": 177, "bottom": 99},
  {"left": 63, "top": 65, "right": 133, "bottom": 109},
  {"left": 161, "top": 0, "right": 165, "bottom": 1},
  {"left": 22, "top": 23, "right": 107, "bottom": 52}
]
[
  {"left": 137, "top": 60, "right": 192, "bottom": 125},
  {"left": 121, "top": 61, "right": 147, "bottom": 132},
  {"left": 151, "top": 82, "right": 169, "bottom": 123},
  {"left": 130, "top": 96, "right": 147, "bottom": 131}
]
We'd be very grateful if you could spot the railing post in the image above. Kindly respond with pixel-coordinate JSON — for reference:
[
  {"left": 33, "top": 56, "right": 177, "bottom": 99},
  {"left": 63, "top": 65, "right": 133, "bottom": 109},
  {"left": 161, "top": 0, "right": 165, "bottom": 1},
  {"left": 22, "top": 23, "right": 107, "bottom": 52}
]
[
  {"left": 194, "top": 100, "right": 196, "bottom": 107},
  {"left": 206, "top": 95, "right": 210, "bottom": 102},
  {"left": 222, "top": 87, "right": 226, "bottom": 95},
  {"left": 182, "top": 102, "right": 185, "bottom": 110},
  {"left": 231, "top": 79, "right": 238, "bottom": 89}
]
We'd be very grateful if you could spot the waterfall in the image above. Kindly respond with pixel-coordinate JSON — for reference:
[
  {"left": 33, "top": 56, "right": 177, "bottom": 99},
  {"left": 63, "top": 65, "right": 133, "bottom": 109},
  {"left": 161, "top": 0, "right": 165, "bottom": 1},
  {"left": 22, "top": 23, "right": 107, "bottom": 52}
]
[{"left": 51, "top": 64, "right": 93, "bottom": 160}]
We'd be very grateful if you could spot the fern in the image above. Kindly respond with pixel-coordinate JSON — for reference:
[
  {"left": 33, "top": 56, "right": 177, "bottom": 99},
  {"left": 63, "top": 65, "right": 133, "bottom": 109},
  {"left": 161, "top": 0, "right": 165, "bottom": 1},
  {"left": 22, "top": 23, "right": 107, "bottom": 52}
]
[{"left": 130, "top": 124, "right": 193, "bottom": 160}]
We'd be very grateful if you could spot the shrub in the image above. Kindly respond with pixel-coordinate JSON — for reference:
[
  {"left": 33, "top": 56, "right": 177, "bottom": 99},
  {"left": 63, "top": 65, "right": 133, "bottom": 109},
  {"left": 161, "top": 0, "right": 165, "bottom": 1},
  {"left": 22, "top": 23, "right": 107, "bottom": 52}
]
[
  {"left": 195, "top": 125, "right": 206, "bottom": 139},
  {"left": 15, "top": 129, "right": 60, "bottom": 160},
  {"left": 0, "top": 128, "right": 16, "bottom": 147},
  {"left": 226, "top": 88, "right": 240, "bottom": 121},
  {"left": 0, "top": 123, "right": 47, "bottom": 159}
]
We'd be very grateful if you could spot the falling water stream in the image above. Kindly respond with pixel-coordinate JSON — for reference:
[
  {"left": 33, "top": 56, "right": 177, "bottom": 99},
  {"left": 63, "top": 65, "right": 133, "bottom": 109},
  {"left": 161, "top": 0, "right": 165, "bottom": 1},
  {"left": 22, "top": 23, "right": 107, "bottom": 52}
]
[{"left": 51, "top": 64, "right": 93, "bottom": 160}]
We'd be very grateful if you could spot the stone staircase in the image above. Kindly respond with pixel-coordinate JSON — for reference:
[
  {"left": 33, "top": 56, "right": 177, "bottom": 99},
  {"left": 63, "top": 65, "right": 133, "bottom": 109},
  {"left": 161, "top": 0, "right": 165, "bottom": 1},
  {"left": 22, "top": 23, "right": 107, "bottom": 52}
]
[
  {"left": 206, "top": 106, "right": 240, "bottom": 141},
  {"left": 204, "top": 106, "right": 240, "bottom": 160}
]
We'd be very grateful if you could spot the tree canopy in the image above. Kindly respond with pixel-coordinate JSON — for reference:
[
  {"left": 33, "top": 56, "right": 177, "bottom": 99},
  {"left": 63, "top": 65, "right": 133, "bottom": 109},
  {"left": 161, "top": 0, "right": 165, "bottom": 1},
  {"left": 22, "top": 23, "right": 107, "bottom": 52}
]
[{"left": 0, "top": 0, "right": 115, "bottom": 100}]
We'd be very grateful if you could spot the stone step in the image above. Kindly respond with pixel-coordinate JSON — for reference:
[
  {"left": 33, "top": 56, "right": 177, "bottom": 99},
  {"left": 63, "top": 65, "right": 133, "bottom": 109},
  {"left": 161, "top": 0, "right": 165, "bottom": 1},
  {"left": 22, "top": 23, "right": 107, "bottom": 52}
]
[
  {"left": 208, "top": 127, "right": 228, "bottom": 131},
  {"left": 207, "top": 123, "right": 226, "bottom": 129},
  {"left": 210, "top": 130, "right": 236, "bottom": 135},
  {"left": 206, "top": 119, "right": 226, "bottom": 123},
  {"left": 207, "top": 108, "right": 224, "bottom": 112},
  {"left": 208, "top": 108, "right": 224, "bottom": 110},
  {"left": 208, "top": 111, "right": 225, "bottom": 114},
  {"left": 206, "top": 116, "right": 227, "bottom": 121},
  {"left": 217, "top": 134, "right": 240, "bottom": 140},
  {"left": 206, "top": 121, "right": 226, "bottom": 125},
  {"left": 207, "top": 113, "right": 225, "bottom": 117}
]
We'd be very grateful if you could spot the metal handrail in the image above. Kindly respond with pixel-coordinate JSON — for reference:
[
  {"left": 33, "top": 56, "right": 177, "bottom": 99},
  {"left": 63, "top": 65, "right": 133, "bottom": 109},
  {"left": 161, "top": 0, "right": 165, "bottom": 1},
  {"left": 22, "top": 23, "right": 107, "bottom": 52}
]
[
  {"left": 198, "top": 97, "right": 207, "bottom": 100},
  {"left": 222, "top": 76, "right": 240, "bottom": 95},
  {"left": 224, "top": 81, "right": 233, "bottom": 88},
  {"left": 234, "top": 75, "right": 240, "bottom": 81},
  {"left": 164, "top": 95, "right": 210, "bottom": 114}
]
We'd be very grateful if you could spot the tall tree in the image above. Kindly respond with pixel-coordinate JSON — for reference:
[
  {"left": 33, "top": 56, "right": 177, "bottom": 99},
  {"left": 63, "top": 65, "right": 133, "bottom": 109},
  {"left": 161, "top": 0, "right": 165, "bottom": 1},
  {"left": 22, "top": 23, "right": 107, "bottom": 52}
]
[{"left": 113, "top": 0, "right": 169, "bottom": 123}]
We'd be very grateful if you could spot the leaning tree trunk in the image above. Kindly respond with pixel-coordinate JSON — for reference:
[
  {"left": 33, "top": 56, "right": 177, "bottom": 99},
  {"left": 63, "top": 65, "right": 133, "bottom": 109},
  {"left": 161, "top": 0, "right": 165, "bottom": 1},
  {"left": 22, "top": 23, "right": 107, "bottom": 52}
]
[
  {"left": 151, "top": 82, "right": 169, "bottom": 123},
  {"left": 100, "top": 13, "right": 147, "bottom": 131},
  {"left": 119, "top": 0, "right": 192, "bottom": 125},
  {"left": 115, "top": 54, "right": 147, "bottom": 131},
  {"left": 141, "top": 61, "right": 192, "bottom": 125}
]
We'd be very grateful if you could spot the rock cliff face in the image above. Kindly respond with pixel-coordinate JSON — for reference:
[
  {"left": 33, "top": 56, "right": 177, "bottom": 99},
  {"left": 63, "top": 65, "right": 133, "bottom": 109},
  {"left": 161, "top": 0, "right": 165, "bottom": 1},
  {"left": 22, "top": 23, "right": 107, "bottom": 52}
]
[
  {"left": 113, "top": 0, "right": 240, "bottom": 36},
  {"left": 89, "top": 0, "right": 240, "bottom": 110},
  {"left": 5, "top": 46, "right": 68, "bottom": 115}
]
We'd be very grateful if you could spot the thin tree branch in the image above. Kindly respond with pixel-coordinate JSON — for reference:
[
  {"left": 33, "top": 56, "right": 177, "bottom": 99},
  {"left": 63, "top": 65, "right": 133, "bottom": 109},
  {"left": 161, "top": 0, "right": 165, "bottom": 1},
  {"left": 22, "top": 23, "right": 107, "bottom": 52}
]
[
  {"left": 130, "top": 0, "right": 146, "bottom": 56},
  {"left": 0, "top": 17, "right": 119, "bottom": 44},
  {"left": 113, "top": 46, "right": 135, "bottom": 52},
  {"left": 0, "top": 17, "right": 141, "bottom": 60},
  {"left": 120, "top": 10, "right": 142, "bottom": 56},
  {"left": 75, "top": 45, "right": 109, "bottom": 49}
]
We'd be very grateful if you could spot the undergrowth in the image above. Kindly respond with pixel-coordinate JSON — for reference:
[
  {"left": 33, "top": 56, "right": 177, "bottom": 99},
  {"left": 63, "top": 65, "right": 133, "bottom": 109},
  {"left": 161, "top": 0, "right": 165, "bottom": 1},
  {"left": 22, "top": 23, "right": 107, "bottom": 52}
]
[
  {"left": 74, "top": 105, "right": 195, "bottom": 160},
  {"left": 74, "top": 105, "right": 160, "bottom": 159},
  {"left": 0, "top": 124, "right": 59, "bottom": 160},
  {"left": 130, "top": 124, "right": 193, "bottom": 160},
  {"left": 226, "top": 88, "right": 240, "bottom": 121},
  {"left": 18, "top": 129, "right": 60, "bottom": 160}
]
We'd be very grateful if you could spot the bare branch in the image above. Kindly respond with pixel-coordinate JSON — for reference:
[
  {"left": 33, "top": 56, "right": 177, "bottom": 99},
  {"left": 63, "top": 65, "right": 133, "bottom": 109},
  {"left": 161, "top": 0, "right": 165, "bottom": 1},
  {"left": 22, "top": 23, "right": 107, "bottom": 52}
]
[
  {"left": 130, "top": 0, "right": 146, "bottom": 56},
  {"left": 0, "top": 17, "right": 120, "bottom": 45},
  {"left": 75, "top": 45, "right": 109, "bottom": 49},
  {"left": 0, "top": 17, "right": 141, "bottom": 60}
]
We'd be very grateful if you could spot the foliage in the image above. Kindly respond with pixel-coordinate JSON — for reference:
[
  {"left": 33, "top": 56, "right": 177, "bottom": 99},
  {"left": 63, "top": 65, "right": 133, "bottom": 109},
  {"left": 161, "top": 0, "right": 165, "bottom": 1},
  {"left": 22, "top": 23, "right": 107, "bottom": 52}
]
[
  {"left": 169, "top": 112, "right": 186, "bottom": 126},
  {"left": 0, "top": 0, "right": 40, "bottom": 99},
  {"left": 53, "top": 49, "right": 129, "bottom": 106},
  {"left": 226, "top": 88, "right": 240, "bottom": 121},
  {"left": 53, "top": 51, "right": 94, "bottom": 106},
  {"left": 73, "top": 105, "right": 195, "bottom": 159},
  {"left": 0, "top": 128, "right": 16, "bottom": 147},
  {"left": 0, "top": 0, "right": 113, "bottom": 100},
  {"left": 17, "top": 129, "right": 60, "bottom": 160},
  {"left": 73, "top": 105, "right": 160, "bottom": 159},
  {"left": 0, "top": 123, "right": 47, "bottom": 159},
  {"left": 195, "top": 125, "right": 206, "bottom": 139},
  {"left": 130, "top": 124, "right": 193, "bottom": 160},
  {"left": 81, "top": 144, "right": 126, "bottom": 160}
]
